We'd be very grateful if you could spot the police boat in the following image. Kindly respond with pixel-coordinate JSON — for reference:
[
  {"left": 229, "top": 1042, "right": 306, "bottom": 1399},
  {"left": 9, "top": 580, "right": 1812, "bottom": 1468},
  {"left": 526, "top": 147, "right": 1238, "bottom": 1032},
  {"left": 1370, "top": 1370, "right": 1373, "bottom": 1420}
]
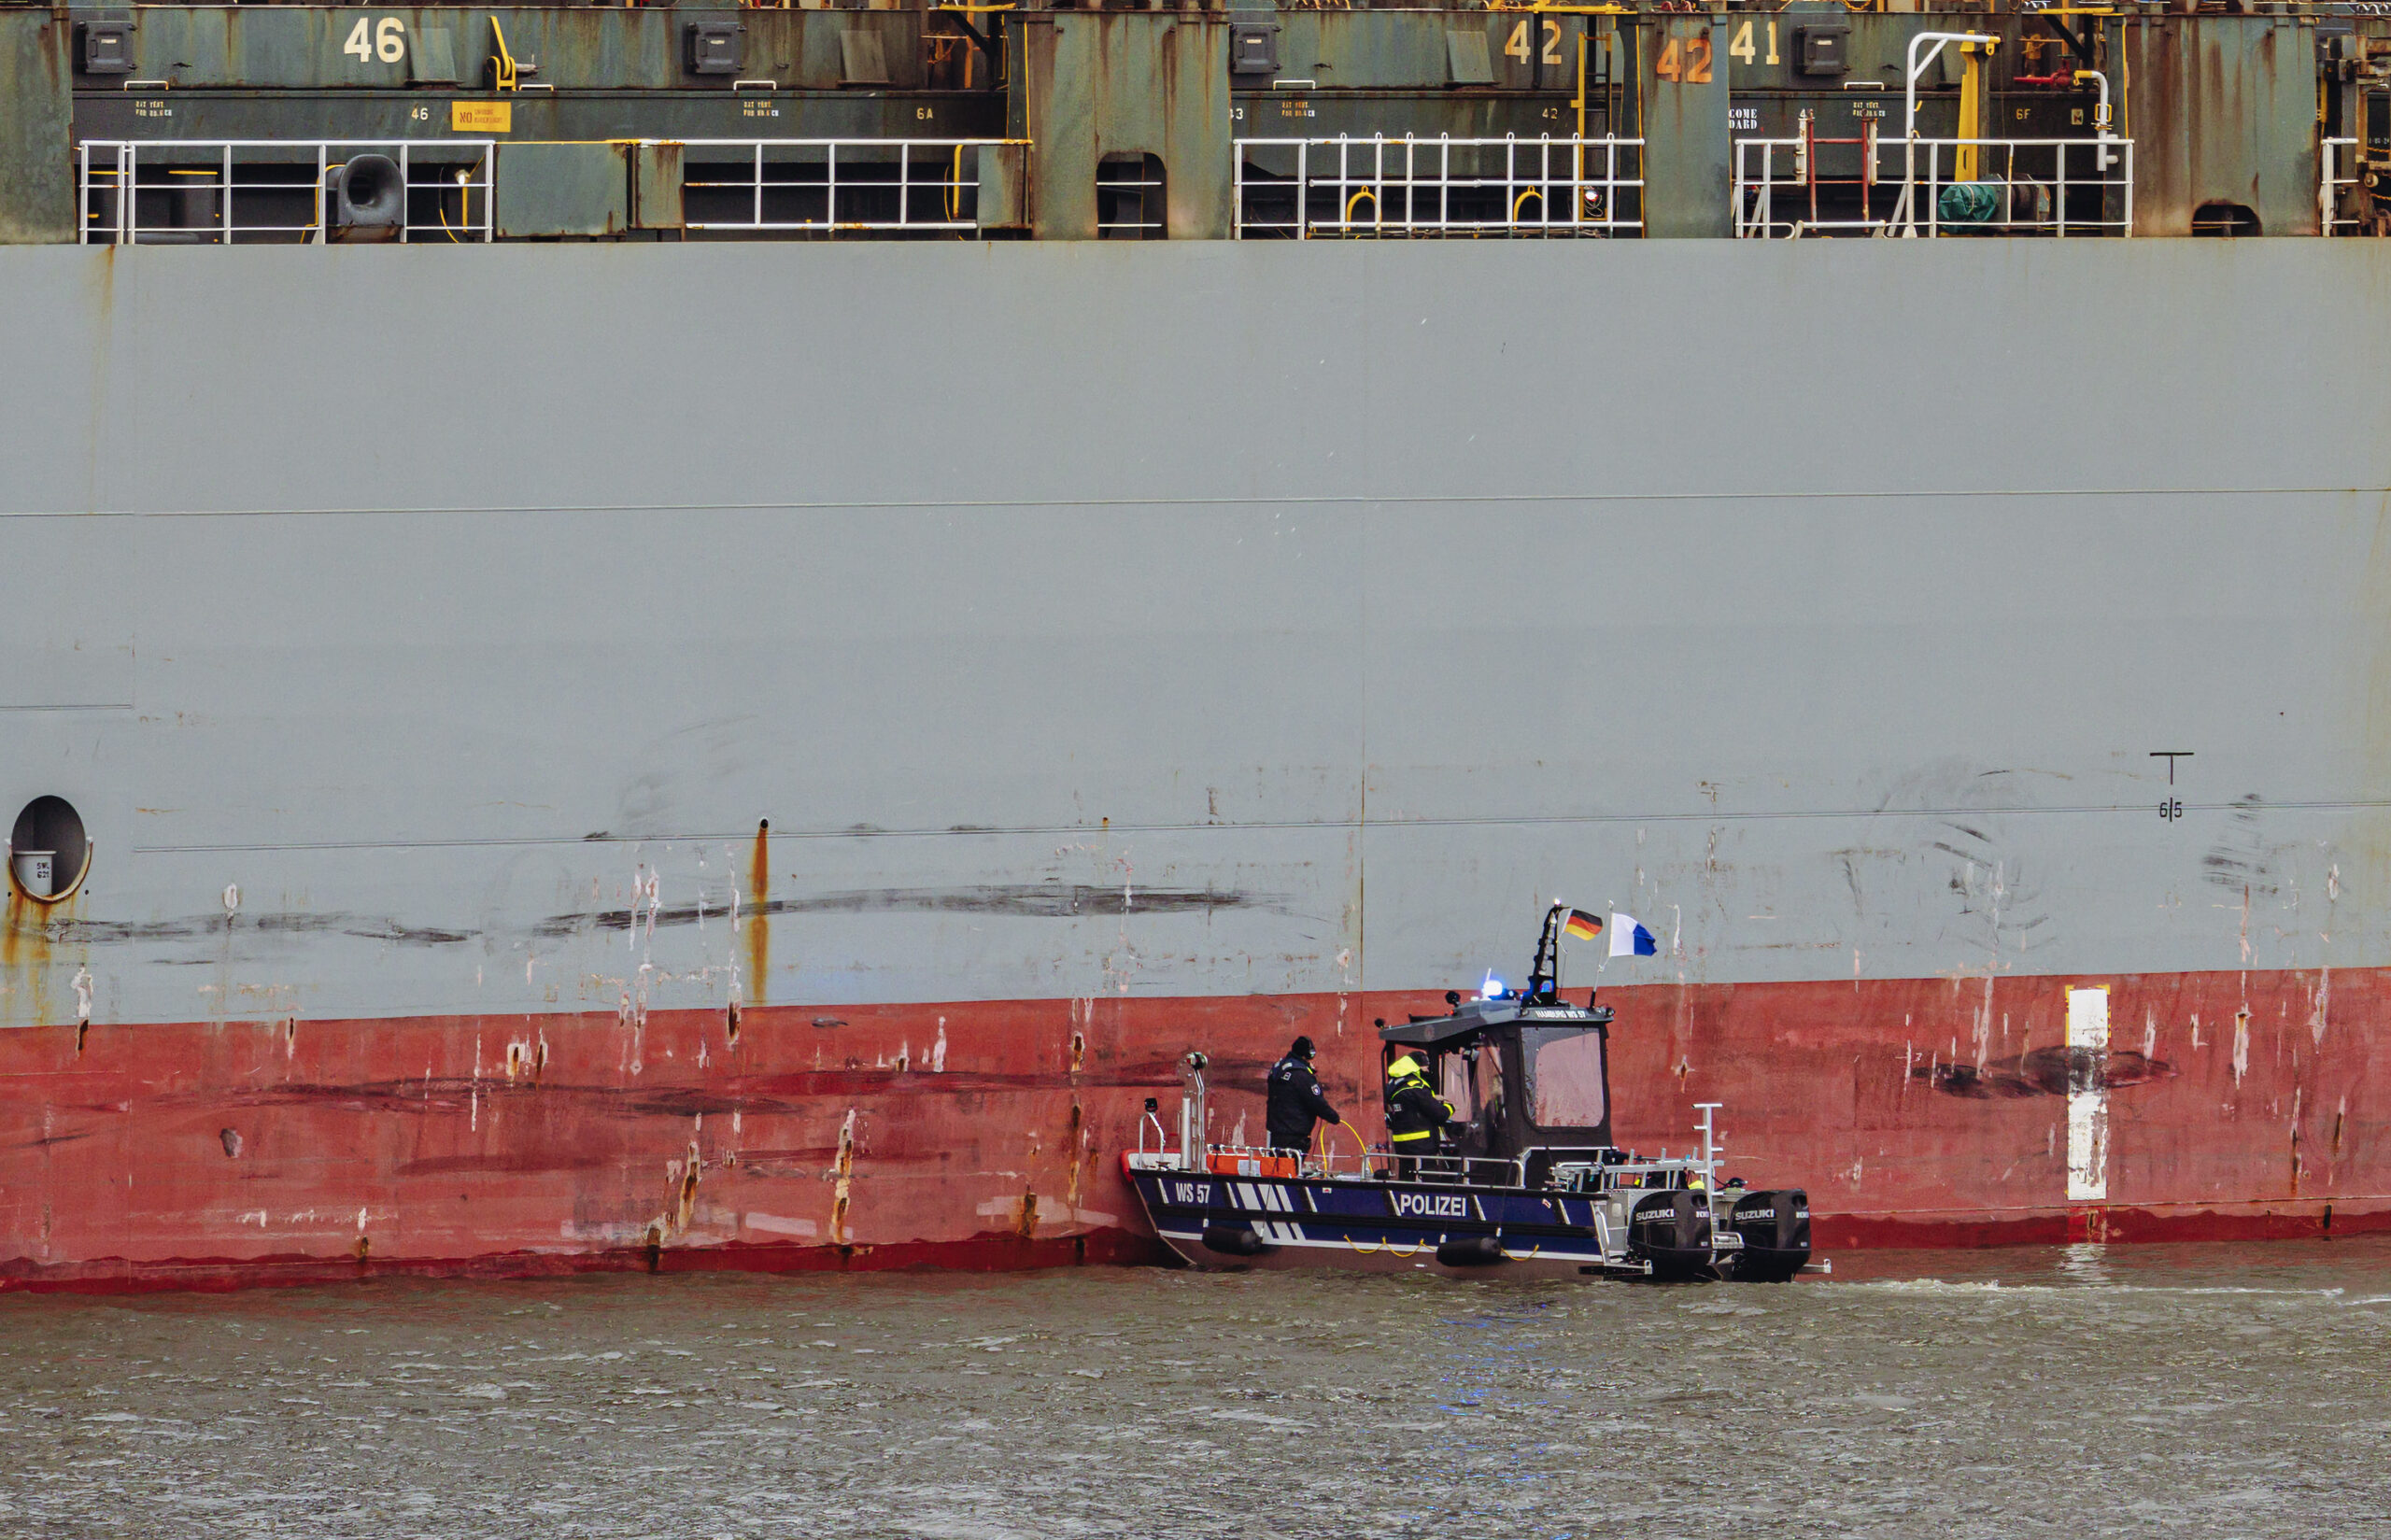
[{"left": 1123, "top": 907, "right": 1821, "bottom": 1281}]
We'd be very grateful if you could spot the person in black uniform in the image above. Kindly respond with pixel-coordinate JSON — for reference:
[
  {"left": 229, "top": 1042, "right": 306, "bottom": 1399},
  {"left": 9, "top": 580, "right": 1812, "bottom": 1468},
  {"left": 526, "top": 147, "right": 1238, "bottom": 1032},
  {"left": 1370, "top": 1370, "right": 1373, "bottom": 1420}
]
[
  {"left": 1384, "top": 1053, "right": 1458, "bottom": 1180},
  {"left": 1265, "top": 1036, "right": 1343, "bottom": 1157}
]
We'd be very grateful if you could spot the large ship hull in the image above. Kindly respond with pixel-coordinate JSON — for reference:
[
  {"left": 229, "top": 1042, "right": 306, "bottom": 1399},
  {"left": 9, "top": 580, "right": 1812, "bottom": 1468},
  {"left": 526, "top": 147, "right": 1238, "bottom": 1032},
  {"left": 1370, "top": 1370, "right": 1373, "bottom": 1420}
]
[{"left": 2, "top": 240, "right": 2385, "bottom": 1288}]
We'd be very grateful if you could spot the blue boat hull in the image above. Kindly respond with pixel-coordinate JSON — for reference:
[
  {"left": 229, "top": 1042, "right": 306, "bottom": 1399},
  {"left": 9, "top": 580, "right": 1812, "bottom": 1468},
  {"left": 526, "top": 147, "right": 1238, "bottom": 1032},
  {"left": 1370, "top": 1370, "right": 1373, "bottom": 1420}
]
[{"left": 1126, "top": 1165, "right": 1621, "bottom": 1279}]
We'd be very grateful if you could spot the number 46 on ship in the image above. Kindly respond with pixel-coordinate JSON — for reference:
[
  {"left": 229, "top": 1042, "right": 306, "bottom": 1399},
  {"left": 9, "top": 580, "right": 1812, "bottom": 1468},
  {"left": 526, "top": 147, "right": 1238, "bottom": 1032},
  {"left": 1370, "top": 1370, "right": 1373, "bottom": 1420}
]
[{"left": 342, "top": 16, "right": 407, "bottom": 64}]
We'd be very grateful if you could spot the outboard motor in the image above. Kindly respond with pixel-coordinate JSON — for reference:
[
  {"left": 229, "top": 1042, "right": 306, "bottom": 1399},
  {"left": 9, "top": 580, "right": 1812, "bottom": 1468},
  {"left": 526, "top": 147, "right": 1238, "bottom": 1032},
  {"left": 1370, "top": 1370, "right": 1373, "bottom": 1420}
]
[
  {"left": 1726, "top": 1188, "right": 1811, "bottom": 1281},
  {"left": 1627, "top": 1189, "right": 1713, "bottom": 1280},
  {"left": 332, "top": 154, "right": 404, "bottom": 240}
]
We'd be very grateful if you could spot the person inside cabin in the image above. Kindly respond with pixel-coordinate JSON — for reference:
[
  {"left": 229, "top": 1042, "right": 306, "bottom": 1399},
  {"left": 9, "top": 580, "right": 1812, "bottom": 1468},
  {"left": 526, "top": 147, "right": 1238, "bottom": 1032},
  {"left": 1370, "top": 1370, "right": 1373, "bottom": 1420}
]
[
  {"left": 1265, "top": 1036, "right": 1343, "bottom": 1157},
  {"left": 1384, "top": 1053, "right": 1458, "bottom": 1180}
]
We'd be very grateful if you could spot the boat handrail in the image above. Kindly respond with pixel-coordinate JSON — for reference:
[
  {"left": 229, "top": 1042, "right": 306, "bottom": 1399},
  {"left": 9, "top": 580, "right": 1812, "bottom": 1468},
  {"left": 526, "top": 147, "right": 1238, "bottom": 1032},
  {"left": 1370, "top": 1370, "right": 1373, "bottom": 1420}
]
[
  {"left": 1198, "top": 1140, "right": 1528, "bottom": 1189},
  {"left": 1391, "top": 1151, "right": 1531, "bottom": 1189},
  {"left": 1137, "top": 1099, "right": 1169, "bottom": 1154},
  {"left": 1201, "top": 1140, "right": 1379, "bottom": 1180},
  {"left": 1167, "top": 1136, "right": 1728, "bottom": 1191}
]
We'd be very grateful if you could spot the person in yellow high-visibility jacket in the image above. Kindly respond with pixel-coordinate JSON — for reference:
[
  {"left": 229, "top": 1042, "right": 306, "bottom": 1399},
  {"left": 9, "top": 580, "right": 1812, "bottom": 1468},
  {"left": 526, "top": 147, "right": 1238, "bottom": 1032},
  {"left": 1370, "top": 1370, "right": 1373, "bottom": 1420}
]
[{"left": 1383, "top": 1053, "right": 1456, "bottom": 1180}]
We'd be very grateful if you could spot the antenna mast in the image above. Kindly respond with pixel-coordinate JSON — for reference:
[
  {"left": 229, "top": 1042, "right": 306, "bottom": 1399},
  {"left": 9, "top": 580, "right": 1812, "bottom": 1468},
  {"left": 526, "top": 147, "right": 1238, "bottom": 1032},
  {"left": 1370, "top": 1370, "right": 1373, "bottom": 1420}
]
[{"left": 1527, "top": 902, "right": 1564, "bottom": 1002}]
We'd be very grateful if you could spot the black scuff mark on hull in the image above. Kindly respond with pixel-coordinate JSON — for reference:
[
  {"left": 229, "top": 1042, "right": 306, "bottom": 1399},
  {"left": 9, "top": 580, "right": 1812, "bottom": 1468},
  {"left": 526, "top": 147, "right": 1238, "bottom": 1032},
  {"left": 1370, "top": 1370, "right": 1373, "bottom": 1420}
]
[
  {"left": 729, "top": 1149, "right": 855, "bottom": 1176},
  {"left": 1913, "top": 1047, "right": 2175, "bottom": 1098},
  {"left": 47, "top": 913, "right": 477, "bottom": 947},
  {"left": 261, "top": 915, "right": 475, "bottom": 946},
  {"left": 397, "top": 1152, "right": 616, "bottom": 1177},
  {"left": 5, "top": 1131, "right": 93, "bottom": 1151},
  {"left": 153, "top": 1058, "right": 1206, "bottom": 1121},
  {"left": 531, "top": 883, "right": 1271, "bottom": 940},
  {"left": 39, "top": 886, "right": 1262, "bottom": 954},
  {"left": 2202, "top": 793, "right": 2280, "bottom": 896}
]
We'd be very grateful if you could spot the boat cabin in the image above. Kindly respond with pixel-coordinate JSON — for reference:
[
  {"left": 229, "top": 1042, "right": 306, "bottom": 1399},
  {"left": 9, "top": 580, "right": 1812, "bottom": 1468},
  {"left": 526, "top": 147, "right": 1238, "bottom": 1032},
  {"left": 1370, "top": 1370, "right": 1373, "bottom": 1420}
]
[{"left": 1378, "top": 990, "right": 1615, "bottom": 1189}]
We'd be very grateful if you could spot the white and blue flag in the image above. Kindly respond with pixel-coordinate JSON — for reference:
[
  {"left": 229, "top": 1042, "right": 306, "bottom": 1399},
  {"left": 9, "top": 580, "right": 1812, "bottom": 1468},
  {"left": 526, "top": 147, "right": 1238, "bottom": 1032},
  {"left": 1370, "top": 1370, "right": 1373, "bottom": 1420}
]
[{"left": 1608, "top": 913, "right": 1658, "bottom": 957}]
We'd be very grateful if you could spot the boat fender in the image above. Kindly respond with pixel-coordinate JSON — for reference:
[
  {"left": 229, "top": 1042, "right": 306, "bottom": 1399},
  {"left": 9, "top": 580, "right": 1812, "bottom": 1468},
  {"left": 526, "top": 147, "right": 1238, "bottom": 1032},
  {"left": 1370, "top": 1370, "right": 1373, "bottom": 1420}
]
[
  {"left": 1435, "top": 1235, "right": 1507, "bottom": 1268},
  {"left": 1200, "top": 1224, "right": 1273, "bottom": 1257},
  {"left": 335, "top": 155, "right": 405, "bottom": 231}
]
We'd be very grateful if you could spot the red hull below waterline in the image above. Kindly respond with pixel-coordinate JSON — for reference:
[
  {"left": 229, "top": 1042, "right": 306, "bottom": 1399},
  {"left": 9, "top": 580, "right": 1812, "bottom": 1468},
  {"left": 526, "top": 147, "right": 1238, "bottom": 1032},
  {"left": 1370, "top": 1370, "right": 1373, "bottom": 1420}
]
[{"left": 0, "top": 967, "right": 2380, "bottom": 1293}]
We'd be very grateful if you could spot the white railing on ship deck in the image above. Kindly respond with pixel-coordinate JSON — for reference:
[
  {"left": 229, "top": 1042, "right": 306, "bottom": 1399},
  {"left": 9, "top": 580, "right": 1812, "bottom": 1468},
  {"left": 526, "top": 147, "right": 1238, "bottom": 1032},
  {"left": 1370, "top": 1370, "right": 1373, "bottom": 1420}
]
[
  {"left": 1734, "top": 134, "right": 2133, "bottom": 238},
  {"left": 78, "top": 140, "right": 494, "bottom": 245},
  {"left": 653, "top": 138, "right": 1012, "bottom": 233},
  {"left": 1234, "top": 134, "right": 1644, "bottom": 238},
  {"left": 2323, "top": 137, "right": 2367, "bottom": 235}
]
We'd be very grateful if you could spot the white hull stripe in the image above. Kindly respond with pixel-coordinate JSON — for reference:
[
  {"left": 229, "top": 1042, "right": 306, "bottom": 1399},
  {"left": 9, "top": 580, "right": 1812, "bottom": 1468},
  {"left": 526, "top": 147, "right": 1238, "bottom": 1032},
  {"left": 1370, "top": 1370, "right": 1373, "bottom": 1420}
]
[{"left": 1154, "top": 1225, "right": 1601, "bottom": 1263}]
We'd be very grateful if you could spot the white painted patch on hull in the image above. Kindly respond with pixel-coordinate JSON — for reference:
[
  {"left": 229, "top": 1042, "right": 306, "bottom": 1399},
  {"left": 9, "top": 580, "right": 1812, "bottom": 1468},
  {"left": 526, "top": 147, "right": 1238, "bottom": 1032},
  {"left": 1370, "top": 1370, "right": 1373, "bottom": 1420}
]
[{"left": 2067, "top": 985, "right": 2110, "bottom": 1203}]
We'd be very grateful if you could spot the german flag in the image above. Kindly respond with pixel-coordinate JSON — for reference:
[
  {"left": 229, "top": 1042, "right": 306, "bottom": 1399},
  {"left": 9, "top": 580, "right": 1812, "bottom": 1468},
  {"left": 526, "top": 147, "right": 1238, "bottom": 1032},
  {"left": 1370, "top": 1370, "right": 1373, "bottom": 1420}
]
[{"left": 1561, "top": 908, "right": 1604, "bottom": 941}]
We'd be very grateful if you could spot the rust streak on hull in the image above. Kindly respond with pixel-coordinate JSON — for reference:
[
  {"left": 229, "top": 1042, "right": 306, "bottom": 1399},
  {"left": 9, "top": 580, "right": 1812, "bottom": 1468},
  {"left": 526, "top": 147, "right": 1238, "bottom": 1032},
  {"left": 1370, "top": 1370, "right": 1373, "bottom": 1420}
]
[{"left": 746, "top": 819, "right": 770, "bottom": 1009}]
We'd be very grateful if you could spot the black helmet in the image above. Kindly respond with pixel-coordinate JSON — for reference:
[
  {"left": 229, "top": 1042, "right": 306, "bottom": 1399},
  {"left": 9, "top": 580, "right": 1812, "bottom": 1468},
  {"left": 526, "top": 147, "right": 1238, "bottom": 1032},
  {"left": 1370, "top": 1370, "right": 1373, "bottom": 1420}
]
[{"left": 1290, "top": 1035, "right": 1316, "bottom": 1061}]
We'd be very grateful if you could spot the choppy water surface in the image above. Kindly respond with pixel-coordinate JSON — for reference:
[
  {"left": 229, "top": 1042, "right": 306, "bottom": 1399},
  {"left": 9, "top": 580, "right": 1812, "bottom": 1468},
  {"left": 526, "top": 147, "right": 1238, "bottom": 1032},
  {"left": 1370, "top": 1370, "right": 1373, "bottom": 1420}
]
[{"left": 5, "top": 1240, "right": 2389, "bottom": 1539}]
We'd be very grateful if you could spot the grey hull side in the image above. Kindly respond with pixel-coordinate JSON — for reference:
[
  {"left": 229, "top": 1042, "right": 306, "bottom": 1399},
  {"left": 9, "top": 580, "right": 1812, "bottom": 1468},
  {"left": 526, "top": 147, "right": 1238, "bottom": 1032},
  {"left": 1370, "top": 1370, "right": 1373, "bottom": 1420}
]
[{"left": 2, "top": 240, "right": 2386, "bottom": 1027}]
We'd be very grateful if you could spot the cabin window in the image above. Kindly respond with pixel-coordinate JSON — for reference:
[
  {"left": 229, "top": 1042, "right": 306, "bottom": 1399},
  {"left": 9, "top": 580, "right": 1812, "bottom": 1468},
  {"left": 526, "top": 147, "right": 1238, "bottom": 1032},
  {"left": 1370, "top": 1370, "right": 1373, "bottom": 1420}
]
[
  {"left": 1523, "top": 1027, "right": 1606, "bottom": 1127},
  {"left": 1472, "top": 1044, "right": 1506, "bottom": 1127},
  {"left": 9, "top": 796, "right": 89, "bottom": 902},
  {"left": 1438, "top": 1053, "right": 1476, "bottom": 1123}
]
